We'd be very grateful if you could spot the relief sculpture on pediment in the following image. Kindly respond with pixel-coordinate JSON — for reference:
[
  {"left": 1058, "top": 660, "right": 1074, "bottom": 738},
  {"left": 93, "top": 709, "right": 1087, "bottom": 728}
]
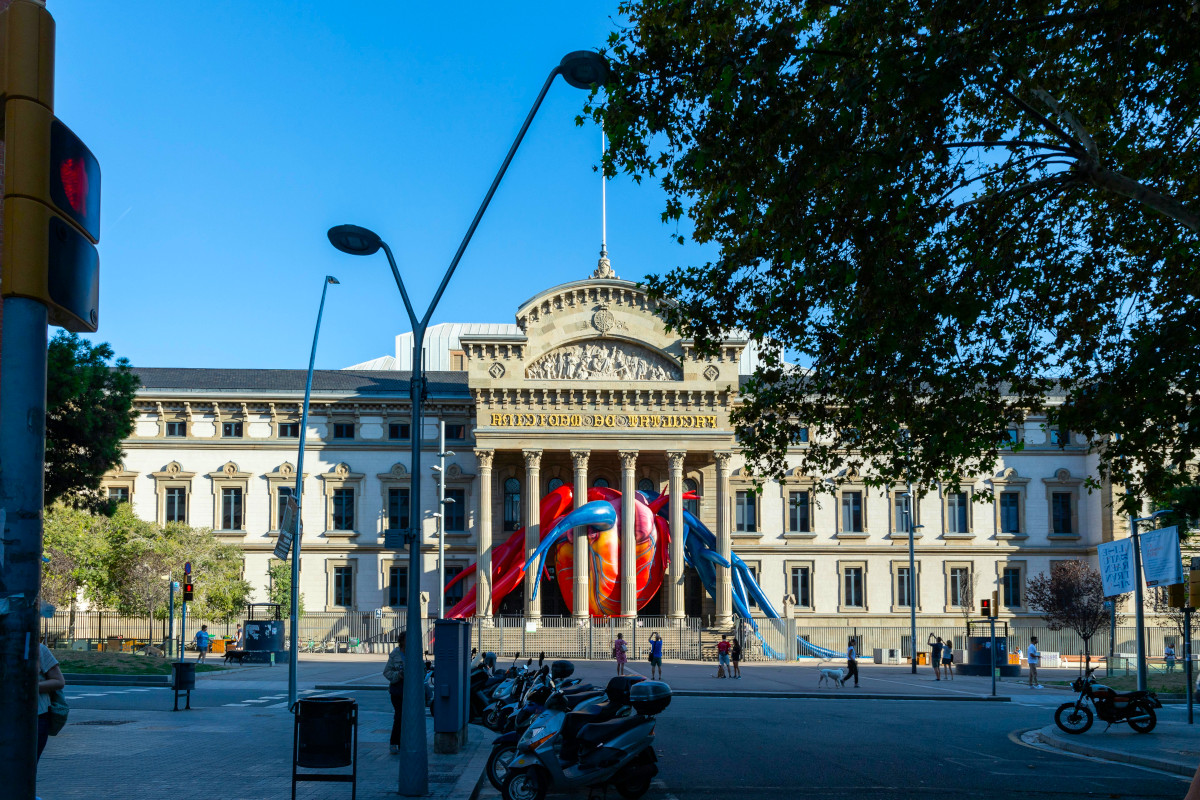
[{"left": 526, "top": 340, "right": 681, "bottom": 381}]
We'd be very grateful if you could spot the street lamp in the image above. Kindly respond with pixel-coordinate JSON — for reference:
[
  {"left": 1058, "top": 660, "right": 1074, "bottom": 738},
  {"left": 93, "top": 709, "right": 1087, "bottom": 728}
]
[
  {"left": 432, "top": 419, "right": 457, "bottom": 620},
  {"left": 328, "top": 49, "right": 609, "bottom": 797},
  {"left": 287, "top": 275, "right": 339, "bottom": 712},
  {"left": 1130, "top": 508, "right": 1173, "bottom": 692}
]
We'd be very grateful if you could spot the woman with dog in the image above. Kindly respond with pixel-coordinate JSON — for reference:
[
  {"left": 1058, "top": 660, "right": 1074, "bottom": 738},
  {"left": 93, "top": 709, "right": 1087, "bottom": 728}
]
[{"left": 841, "top": 637, "right": 859, "bottom": 687}]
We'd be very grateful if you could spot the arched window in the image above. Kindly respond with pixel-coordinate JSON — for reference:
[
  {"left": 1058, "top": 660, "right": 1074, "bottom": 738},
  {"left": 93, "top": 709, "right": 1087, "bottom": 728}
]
[
  {"left": 637, "top": 478, "right": 655, "bottom": 495},
  {"left": 547, "top": 477, "right": 564, "bottom": 493},
  {"left": 592, "top": 477, "right": 609, "bottom": 489},
  {"left": 503, "top": 478, "right": 521, "bottom": 531},
  {"left": 683, "top": 478, "right": 699, "bottom": 516}
]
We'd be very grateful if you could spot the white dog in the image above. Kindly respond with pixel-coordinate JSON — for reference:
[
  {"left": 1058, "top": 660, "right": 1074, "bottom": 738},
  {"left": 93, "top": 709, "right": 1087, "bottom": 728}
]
[{"left": 818, "top": 667, "right": 847, "bottom": 688}]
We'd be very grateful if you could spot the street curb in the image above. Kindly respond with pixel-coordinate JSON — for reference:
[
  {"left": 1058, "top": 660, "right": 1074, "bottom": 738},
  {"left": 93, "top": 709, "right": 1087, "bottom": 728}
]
[
  {"left": 316, "top": 683, "right": 387, "bottom": 690},
  {"left": 63, "top": 673, "right": 170, "bottom": 687},
  {"left": 671, "top": 690, "right": 1010, "bottom": 701},
  {"left": 1031, "top": 727, "right": 1196, "bottom": 777},
  {"left": 457, "top": 724, "right": 492, "bottom": 800}
]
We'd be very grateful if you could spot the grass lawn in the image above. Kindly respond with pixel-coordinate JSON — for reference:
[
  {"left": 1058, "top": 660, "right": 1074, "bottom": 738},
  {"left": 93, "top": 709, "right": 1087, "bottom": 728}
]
[
  {"left": 1046, "top": 670, "right": 1194, "bottom": 694},
  {"left": 54, "top": 650, "right": 226, "bottom": 675}
]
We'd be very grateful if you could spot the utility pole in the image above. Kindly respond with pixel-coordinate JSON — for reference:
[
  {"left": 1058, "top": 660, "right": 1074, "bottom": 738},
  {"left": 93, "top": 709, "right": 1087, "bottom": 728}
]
[{"left": 906, "top": 485, "right": 918, "bottom": 674}]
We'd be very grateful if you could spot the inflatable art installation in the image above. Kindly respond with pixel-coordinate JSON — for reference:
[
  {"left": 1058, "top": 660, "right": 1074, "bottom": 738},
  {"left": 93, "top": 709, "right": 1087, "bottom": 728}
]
[{"left": 443, "top": 485, "right": 845, "bottom": 659}]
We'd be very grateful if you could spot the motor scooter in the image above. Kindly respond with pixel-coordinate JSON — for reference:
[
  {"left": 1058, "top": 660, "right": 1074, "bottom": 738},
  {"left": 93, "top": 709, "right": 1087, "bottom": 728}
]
[{"left": 1055, "top": 665, "right": 1162, "bottom": 734}]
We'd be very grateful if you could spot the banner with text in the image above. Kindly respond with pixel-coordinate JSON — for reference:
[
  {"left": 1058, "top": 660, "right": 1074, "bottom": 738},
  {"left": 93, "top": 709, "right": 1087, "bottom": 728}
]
[
  {"left": 1098, "top": 538, "right": 1135, "bottom": 597},
  {"left": 1140, "top": 526, "right": 1183, "bottom": 588}
]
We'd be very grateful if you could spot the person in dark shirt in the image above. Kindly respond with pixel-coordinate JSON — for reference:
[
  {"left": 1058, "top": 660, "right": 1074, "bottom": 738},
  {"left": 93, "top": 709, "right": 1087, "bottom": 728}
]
[
  {"left": 648, "top": 632, "right": 664, "bottom": 680},
  {"left": 928, "top": 634, "right": 944, "bottom": 680},
  {"left": 731, "top": 636, "right": 743, "bottom": 679}
]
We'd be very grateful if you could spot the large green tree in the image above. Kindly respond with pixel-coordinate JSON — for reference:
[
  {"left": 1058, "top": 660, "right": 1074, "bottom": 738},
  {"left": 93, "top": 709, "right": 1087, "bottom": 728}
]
[
  {"left": 45, "top": 331, "right": 140, "bottom": 509},
  {"left": 591, "top": 0, "right": 1199, "bottom": 506}
]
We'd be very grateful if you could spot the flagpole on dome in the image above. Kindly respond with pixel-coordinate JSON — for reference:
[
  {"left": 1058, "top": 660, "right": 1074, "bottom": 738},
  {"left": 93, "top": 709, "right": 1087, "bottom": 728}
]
[{"left": 594, "top": 125, "right": 616, "bottom": 279}]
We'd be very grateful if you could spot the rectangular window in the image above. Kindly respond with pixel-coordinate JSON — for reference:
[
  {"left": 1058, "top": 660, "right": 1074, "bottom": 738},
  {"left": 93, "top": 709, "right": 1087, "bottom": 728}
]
[
  {"left": 166, "top": 420, "right": 186, "bottom": 437},
  {"left": 897, "top": 566, "right": 914, "bottom": 608},
  {"left": 278, "top": 422, "right": 299, "bottom": 438},
  {"left": 746, "top": 565, "right": 759, "bottom": 608},
  {"left": 1050, "top": 427, "right": 1067, "bottom": 447},
  {"left": 841, "top": 492, "right": 863, "bottom": 532},
  {"left": 843, "top": 567, "right": 864, "bottom": 608},
  {"left": 787, "top": 491, "right": 811, "bottom": 533},
  {"left": 388, "top": 422, "right": 410, "bottom": 440},
  {"left": 165, "top": 487, "right": 187, "bottom": 523},
  {"left": 894, "top": 494, "right": 916, "bottom": 532},
  {"left": 1004, "top": 426, "right": 1022, "bottom": 446},
  {"left": 790, "top": 566, "right": 811, "bottom": 608},
  {"left": 107, "top": 486, "right": 130, "bottom": 504},
  {"left": 222, "top": 421, "right": 243, "bottom": 438},
  {"left": 449, "top": 350, "right": 467, "bottom": 371},
  {"left": 949, "top": 566, "right": 971, "bottom": 607},
  {"left": 333, "top": 422, "right": 355, "bottom": 440},
  {"left": 1052, "top": 492, "right": 1073, "bottom": 534},
  {"left": 333, "top": 565, "right": 353, "bottom": 607},
  {"left": 1002, "top": 567, "right": 1022, "bottom": 607},
  {"left": 445, "top": 564, "right": 465, "bottom": 608},
  {"left": 276, "top": 486, "right": 295, "bottom": 530},
  {"left": 735, "top": 491, "right": 757, "bottom": 532},
  {"left": 790, "top": 427, "right": 809, "bottom": 444},
  {"left": 947, "top": 491, "right": 969, "bottom": 533},
  {"left": 445, "top": 488, "right": 466, "bottom": 532},
  {"left": 1000, "top": 492, "right": 1020, "bottom": 533},
  {"left": 388, "top": 487, "right": 410, "bottom": 531},
  {"left": 221, "top": 487, "right": 244, "bottom": 530},
  {"left": 332, "top": 488, "right": 355, "bottom": 531},
  {"left": 388, "top": 565, "right": 407, "bottom": 607},
  {"left": 444, "top": 424, "right": 467, "bottom": 440}
]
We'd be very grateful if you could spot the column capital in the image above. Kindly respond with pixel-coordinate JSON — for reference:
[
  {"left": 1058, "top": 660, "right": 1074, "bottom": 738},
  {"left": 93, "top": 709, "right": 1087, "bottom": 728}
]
[
  {"left": 666, "top": 451, "right": 687, "bottom": 472},
  {"left": 714, "top": 451, "right": 734, "bottom": 472},
  {"left": 618, "top": 450, "right": 639, "bottom": 472},
  {"left": 522, "top": 448, "right": 543, "bottom": 471},
  {"left": 570, "top": 449, "right": 591, "bottom": 471},
  {"left": 474, "top": 449, "right": 494, "bottom": 470}
]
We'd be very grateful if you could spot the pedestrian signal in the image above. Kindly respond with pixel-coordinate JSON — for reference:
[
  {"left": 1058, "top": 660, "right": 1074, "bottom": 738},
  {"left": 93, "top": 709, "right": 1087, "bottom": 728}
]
[
  {"left": 980, "top": 599, "right": 991, "bottom": 617},
  {"left": 183, "top": 582, "right": 194, "bottom": 602}
]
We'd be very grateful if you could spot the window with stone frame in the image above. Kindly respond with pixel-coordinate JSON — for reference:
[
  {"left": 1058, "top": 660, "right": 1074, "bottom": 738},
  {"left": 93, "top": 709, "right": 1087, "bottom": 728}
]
[
  {"left": 152, "top": 461, "right": 194, "bottom": 526},
  {"left": 208, "top": 461, "right": 251, "bottom": 534},
  {"left": 332, "top": 488, "right": 355, "bottom": 531},
  {"left": 789, "top": 564, "right": 812, "bottom": 608},
  {"left": 683, "top": 478, "right": 699, "bottom": 516},
  {"left": 276, "top": 486, "right": 295, "bottom": 530},
  {"left": 387, "top": 563, "right": 408, "bottom": 608},
  {"left": 333, "top": 422, "right": 355, "bottom": 440},
  {"left": 1001, "top": 565, "right": 1024, "bottom": 608},
  {"left": 388, "top": 422, "right": 410, "bottom": 440},
  {"left": 278, "top": 422, "right": 300, "bottom": 438},
  {"left": 221, "top": 487, "right": 244, "bottom": 530},
  {"left": 319, "top": 463, "right": 364, "bottom": 537},
  {"left": 165, "top": 487, "right": 187, "bottom": 523},
  {"left": 222, "top": 421, "right": 243, "bottom": 438},
  {"left": 1052, "top": 492, "right": 1073, "bottom": 534},
  {"left": 895, "top": 565, "right": 917, "bottom": 608},
  {"left": 445, "top": 488, "right": 466, "bottom": 532},
  {"left": 503, "top": 478, "right": 521, "bottom": 531},
  {"left": 1000, "top": 492, "right": 1021, "bottom": 533},
  {"left": 108, "top": 486, "right": 130, "bottom": 504},
  {"left": 787, "top": 490, "right": 811, "bottom": 533},
  {"left": 735, "top": 490, "right": 758, "bottom": 532},
  {"left": 991, "top": 468, "right": 1030, "bottom": 538},
  {"left": 332, "top": 565, "right": 354, "bottom": 607},
  {"left": 946, "top": 491, "right": 970, "bottom": 534},
  {"left": 842, "top": 565, "right": 865, "bottom": 608},
  {"left": 840, "top": 491, "right": 864, "bottom": 533},
  {"left": 949, "top": 566, "right": 972, "bottom": 607},
  {"left": 1042, "top": 469, "right": 1083, "bottom": 538},
  {"left": 388, "top": 487, "right": 410, "bottom": 532},
  {"left": 445, "top": 562, "right": 467, "bottom": 608},
  {"left": 166, "top": 420, "right": 186, "bottom": 437}
]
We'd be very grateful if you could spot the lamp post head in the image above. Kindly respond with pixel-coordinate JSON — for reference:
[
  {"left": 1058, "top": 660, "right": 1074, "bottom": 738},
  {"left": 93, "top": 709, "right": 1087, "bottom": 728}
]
[
  {"left": 558, "top": 51, "right": 610, "bottom": 90},
  {"left": 328, "top": 224, "right": 384, "bottom": 256},
  {"left": 326, "top": 275, "right": 340, "bottom": 285}
]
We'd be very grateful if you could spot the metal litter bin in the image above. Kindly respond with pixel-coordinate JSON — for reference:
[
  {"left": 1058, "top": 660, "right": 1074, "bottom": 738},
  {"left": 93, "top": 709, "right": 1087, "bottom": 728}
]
[
  {"left": 293, "top": 697, "right": 358, "bottom": 797},
  {"left": 172, "top": 661, "right": 196, "bottom": 690}
]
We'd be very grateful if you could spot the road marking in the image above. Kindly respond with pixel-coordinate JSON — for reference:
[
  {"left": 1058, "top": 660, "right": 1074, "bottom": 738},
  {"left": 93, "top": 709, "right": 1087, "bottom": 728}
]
[
  {"left": 861, "top": 675, "right": 989, "bottom": 697},
  {"left": 223, "top": 703, "right": 244, "bottom": 707}
]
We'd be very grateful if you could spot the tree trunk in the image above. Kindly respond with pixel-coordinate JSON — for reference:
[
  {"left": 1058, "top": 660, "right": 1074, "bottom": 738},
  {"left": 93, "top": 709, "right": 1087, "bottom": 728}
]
[
  {"left": 1083, "top": 635, "right": 1090, "bottom": 674},
  {"left": 68, "top": 597, "right": 77, "bottom": 642}
]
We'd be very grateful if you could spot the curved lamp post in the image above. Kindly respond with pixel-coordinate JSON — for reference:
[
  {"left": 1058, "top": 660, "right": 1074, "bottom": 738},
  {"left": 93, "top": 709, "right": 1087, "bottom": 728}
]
[{"left": 328, "top": 50, "right": 608, "bottom": 797}]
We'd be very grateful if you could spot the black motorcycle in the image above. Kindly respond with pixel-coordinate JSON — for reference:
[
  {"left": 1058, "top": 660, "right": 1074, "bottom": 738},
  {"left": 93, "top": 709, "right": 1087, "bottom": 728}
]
[{"left": 1054, "top": 666, "right": 1161, "bottom": 734}]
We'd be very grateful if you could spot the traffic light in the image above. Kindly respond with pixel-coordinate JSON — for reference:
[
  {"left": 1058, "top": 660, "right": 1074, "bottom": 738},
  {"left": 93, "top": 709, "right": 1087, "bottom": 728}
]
[
  {"left": 0, "top": 0, "right": 101, "bottom": 332},
  {"left": 980, "top": 599, "right": 991, "bottom": 617},
  {"left": 1168, "top": 583, "right": 1187, "bottom": 609},
  {"left": 183, "top": 582, "right": 194, "bottom": 602}
]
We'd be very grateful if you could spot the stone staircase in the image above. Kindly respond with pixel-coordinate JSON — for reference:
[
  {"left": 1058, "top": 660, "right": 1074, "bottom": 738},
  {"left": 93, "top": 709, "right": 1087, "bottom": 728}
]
[{"left": 699, "top": 625, "right": 738, "bottom": 661}]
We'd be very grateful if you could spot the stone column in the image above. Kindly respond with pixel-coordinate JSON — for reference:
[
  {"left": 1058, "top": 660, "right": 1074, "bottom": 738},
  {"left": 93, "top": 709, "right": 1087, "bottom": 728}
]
[
  {"left": 619, "top": 450, "right": 639, "bottom": 618},
  {"left": 522, "top": 449, "right": 543, "bottom": 620},
  {"left": 571, "top": 450, "right": 591, "bottom": 619},
  {"left": 715, "top": 451, "right": 733, "bottom": 627},
  {"left": 666, "top": 451, "right": 686, "bottom": 619},
  {"left": 474, "top": 449, "right": 494, "bottom": 619}
]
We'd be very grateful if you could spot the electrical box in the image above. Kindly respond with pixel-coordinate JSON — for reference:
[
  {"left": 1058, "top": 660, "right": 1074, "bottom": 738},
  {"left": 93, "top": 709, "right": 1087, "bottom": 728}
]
[{"left": 432, "top": 619, "right": 470, "bottom": 750}]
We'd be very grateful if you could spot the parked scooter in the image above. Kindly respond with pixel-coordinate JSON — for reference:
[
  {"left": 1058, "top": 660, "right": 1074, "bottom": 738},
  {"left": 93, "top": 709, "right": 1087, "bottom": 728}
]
[
  {"left": 502, "top": 676, "right": 670, "bottom": 800},
  {"left": 1055, "top": 665, "right": 1162, "bottom": 734}
]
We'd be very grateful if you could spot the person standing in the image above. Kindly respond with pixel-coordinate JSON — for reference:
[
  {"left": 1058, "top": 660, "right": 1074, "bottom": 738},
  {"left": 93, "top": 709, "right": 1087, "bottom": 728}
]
[
  {"left": 842, "top": 637, "right": 860, "bottom": 687},
  {"left": 384, "top": 632, "right": 406, "bottom": 754},
  {"left": 613, "top": 633, "right": 628, "bottom": 676},
  {"left": 927, "top": 634, "right": 943, "bottom": 680},
  {"left": 194, "top": 625, "right": 211, "bottom": 662},
  {"left": 234, "top": 625, "right": 244, "bottom": 650},
  {"left": 37, "top": 641, "right": 66, "bottom": 763},
  {"left": 1165, "top": 643, "right": 1177, "bottom": 673},
  {"left": 942, "top": 639, "right": 954, "bottom": 680},
  {"left": 716, "top": 634, "right": 732, "bottom": 678},
  {"left": 731, "top": 636, "right": 743, "bottom": 679},
  {"left": 1027, "top": 636, "right": 1042, "bottom": 688},
  {"left": 648, "top": 632, "right": 664, "bottom": 680}
]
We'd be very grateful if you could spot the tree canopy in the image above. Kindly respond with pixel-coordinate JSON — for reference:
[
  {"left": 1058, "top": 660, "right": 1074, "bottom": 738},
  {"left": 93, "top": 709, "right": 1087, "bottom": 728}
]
[
  {"left": 591, "top": 0, "right": 1199, "bottom": 506},
  {"left": 45, "top": 331, "right": 140, "bottom": 509},
  {"left": 1027, "top": 560, "right": 1117, "bottom": 665}
]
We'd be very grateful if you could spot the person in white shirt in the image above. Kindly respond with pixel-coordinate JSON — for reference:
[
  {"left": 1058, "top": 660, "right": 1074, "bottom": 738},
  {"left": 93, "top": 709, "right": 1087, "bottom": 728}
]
[{"left": 1027, "top": 637, "right": 1042, "bottom": 688}]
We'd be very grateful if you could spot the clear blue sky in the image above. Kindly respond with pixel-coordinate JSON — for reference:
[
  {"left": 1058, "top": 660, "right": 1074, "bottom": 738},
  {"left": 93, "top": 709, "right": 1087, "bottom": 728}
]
[{"left": 51, "top": 1, "right": 706, "bottom": 370}]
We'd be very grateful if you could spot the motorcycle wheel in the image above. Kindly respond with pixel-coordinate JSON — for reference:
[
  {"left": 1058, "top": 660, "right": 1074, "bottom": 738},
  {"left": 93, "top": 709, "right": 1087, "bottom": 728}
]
[
  {"left": 487, "top": 744, "right": 518, "bottom": 790},
  {"left": 613, "top": 774, "right": 654, "bottom": 799},
  {"left": 1127, "top": 701, "right": 1157, "bottom": 733},
  {"left": 502, "top": 767, "right": 547, "bottom": 800},
  {"left": 484, "top": 708, "right": 502, "bottom": 730},
  {"left": 1054, "top": 702, "right": 1093, "bottom": 734}
]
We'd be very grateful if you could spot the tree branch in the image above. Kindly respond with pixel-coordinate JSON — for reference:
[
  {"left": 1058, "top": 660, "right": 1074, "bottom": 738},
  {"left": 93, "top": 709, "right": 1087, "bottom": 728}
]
[
  {"left": 947, "top": 174, "right": 1069, "bottom": 216},
  {"left": 1078, "top": 164, "right": 1200, "bottom": 234},
  {"left": 940, "top": 140, "right": 1075, "bottom": 153},
  {"left": 1031, "top": 89, "right": 1098, "bottom": 159}
]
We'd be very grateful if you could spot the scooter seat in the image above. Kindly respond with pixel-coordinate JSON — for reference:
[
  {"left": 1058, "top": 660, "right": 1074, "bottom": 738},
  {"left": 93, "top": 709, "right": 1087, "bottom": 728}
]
[
  {"left": 561, "top": 684, "right": 598, "bottom": 695},
  {"left": 576, "top": 715, "right": 647, "bottom": 747},
  {"left": 562, "top": 690, "right": 605, "bottom": 709},
  {"left": 561, "top": 702, "right": 618, "bottom": 744}
]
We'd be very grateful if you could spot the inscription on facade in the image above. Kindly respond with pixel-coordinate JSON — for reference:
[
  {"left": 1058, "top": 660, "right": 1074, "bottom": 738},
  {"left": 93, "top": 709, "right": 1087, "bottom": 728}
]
[
  {"left": 526, "top": 341, "right": 681, "bottom": 381},
  {"left": 489, "top": 412, "right": 719, "bottom": 430}
]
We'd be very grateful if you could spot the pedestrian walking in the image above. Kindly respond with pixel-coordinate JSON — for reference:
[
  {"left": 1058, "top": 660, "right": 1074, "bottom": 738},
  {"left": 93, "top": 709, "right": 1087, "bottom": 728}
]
[
  {"left": 927, "top": 634, "right": 943, "bottom": 680},
  {"left": 842, "top": 637, "right": 860, "bottom": 687},
  {"left": 613, "top": 633, "right": 628, "bottom": 675},
  {"left": 1165, "top": 643, "right": 1177, "bottom": 673},
  {"left": 716, "top": 634, "right": 731, "bottom": 678},
  {"left": 731, "top": 636, "right": 743, "bottom": 679},
  {"left": 37, "top": 641, "right": 66, "bottom": 763},
  {"left": 648, "top": 632, "right": 664, "bottom": 680},
  {"left": 1027, "top": 636, "right": 1042, "bottom": 688},
  {"left": 384, "top": 632, "right": 406, "bottom": 754},
  {"left": 234, "top": 624, "right": 244, "bottom": 650},
  {"left": 194, "top": 625, "right": 211, "bottom": 662},
  {"left": 942, "top": 639, "right": 954, "bottom": 680}
]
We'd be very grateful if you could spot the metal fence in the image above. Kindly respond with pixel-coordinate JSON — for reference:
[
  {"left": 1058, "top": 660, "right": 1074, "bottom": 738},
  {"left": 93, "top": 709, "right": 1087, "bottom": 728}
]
[{"left": 469, "top": 616, "right": 702, "bottom": 661}]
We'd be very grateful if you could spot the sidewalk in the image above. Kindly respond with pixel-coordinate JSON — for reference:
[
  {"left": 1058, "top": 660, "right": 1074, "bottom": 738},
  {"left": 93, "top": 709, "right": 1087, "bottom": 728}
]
[
  {"left": 37, "top": 702, "right": 488, "bottom": 799},
  {"left": 1029, "top": 720, "right": 1200, "bottom": 778}
]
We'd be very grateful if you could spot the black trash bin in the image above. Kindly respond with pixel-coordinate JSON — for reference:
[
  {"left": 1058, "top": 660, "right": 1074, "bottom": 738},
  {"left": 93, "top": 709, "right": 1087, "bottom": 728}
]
[
  {"left": 172, "top": 661, "right": 196, "bottom": 690},
  {"left": 296, "top": 697, "right": 357, "bottom": 768}
]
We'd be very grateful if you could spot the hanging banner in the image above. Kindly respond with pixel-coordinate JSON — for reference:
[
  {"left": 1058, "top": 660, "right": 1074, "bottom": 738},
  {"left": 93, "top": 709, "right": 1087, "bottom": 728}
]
[
  {"left": 1141, "top": 525, "right": 1183, "bottom": 588},
  {"left": 1097, "top": 538, "right": 1135, "bottom": 597}
]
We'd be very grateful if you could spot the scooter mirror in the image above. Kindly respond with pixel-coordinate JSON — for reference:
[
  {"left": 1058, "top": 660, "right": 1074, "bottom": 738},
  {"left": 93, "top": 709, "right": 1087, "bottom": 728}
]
[{"left": 539, "top": 652, "right": 545, "bottom": 666}]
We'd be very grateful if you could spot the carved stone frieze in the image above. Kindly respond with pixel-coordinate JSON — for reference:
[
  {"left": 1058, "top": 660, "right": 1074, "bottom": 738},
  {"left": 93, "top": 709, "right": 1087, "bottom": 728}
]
[{"left": 526, "top": 340, "right": 680, "bottom": 382}]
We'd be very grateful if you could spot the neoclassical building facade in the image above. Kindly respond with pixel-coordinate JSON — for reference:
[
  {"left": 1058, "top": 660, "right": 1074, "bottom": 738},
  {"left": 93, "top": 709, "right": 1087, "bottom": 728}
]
[{"left": 107, "top": 268, "right": 1113, "bottom": 628}]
